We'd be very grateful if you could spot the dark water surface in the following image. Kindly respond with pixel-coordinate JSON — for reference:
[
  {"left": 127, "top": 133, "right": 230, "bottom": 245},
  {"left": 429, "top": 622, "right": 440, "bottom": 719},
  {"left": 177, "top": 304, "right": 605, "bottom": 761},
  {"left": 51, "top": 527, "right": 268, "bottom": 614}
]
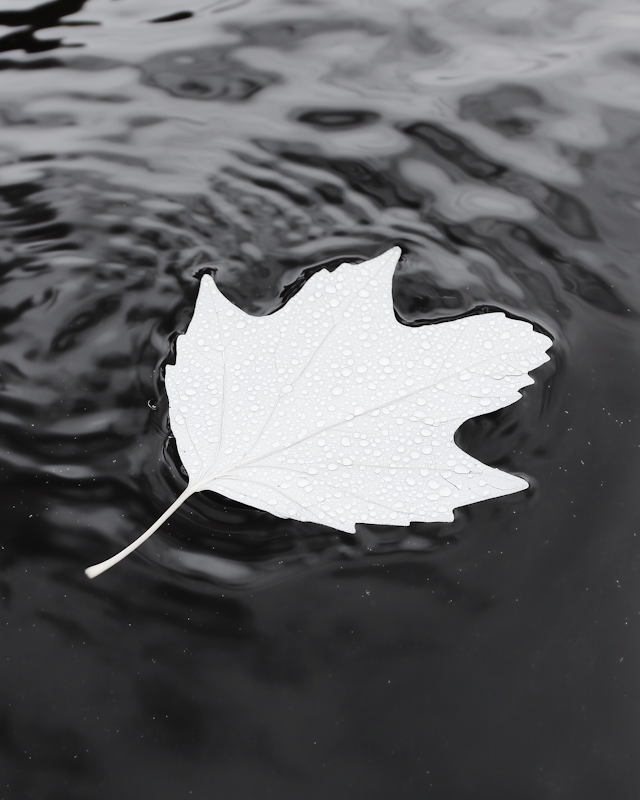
[{"left": 2, "top": 0, "right": 640, "bottom": 797}]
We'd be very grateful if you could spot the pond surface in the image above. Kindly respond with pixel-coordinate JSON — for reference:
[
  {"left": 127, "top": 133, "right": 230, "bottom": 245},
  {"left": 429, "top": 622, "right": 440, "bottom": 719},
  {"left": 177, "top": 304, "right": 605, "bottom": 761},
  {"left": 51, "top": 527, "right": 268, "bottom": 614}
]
[{"left": 2, "top": 0, "right": 640, "bottom": 797}]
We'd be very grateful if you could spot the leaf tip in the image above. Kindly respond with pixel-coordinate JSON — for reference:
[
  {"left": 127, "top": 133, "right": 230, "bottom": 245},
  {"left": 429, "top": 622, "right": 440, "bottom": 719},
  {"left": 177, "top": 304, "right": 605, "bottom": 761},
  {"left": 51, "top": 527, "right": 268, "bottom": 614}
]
[{"left": 380, "top": 245, "right": 402, "bottom": 267}]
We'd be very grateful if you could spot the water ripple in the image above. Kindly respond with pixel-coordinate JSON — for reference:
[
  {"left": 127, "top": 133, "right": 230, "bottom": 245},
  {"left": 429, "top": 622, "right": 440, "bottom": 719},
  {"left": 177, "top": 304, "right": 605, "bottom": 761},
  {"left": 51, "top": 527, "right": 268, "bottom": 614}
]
[{"left": 0, "top": 0, "right": 638, "bottom": 583}]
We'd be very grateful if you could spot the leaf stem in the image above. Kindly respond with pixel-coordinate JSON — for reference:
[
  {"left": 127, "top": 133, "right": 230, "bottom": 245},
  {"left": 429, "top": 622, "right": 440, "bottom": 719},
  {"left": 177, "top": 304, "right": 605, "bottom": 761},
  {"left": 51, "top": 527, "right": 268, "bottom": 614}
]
[{"left": 85, "top": 485, "right": 196, "bottom": 579}]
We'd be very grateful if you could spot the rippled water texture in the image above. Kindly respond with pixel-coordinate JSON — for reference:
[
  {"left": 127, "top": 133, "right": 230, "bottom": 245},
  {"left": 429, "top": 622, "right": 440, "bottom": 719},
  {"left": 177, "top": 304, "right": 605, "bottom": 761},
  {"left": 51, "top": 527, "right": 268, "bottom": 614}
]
[{"left": 2, "top": 1, "right": 640, "bottom": 797}]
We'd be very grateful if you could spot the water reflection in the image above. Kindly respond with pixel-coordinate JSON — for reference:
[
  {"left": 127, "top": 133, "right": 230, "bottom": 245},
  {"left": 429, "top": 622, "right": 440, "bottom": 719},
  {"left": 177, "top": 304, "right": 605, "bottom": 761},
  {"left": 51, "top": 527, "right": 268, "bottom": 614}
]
[
  {"left": 2, "top": 2, "right": 640, "bottom": 796},
  {"left": 1, "top": 0, "right": 639, "bottom": 587}
]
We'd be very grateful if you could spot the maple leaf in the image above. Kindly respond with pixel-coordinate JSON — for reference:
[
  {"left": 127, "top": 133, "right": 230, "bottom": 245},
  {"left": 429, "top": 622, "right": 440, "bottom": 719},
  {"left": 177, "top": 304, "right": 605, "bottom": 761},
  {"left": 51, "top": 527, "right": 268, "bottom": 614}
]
[{"left": 86, "top": 247, "right": 551, "bottom": 578}]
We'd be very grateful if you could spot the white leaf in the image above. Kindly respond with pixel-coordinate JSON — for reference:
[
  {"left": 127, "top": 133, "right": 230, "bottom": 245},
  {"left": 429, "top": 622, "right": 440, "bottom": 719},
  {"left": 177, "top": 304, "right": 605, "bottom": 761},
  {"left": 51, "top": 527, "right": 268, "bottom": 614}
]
[{"left": 86, "top": 247, "right": 552, "bottom": 578}]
